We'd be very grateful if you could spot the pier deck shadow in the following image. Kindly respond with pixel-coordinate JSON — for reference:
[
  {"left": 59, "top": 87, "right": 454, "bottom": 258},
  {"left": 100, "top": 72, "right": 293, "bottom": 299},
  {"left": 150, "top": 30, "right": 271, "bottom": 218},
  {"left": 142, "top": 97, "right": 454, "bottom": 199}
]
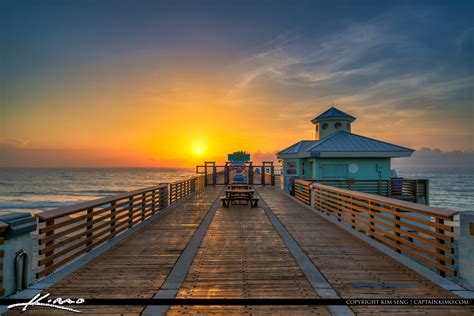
[{"left": 4, "top": 186, "right": 473, "bottom": 315}]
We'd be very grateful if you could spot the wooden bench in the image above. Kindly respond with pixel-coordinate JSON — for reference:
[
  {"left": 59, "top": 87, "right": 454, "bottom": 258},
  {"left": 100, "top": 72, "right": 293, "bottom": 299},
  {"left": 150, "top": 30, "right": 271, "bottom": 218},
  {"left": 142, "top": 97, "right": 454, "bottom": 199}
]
[{"left": 219, "top": 196, "right": 259, "bottom": 208}]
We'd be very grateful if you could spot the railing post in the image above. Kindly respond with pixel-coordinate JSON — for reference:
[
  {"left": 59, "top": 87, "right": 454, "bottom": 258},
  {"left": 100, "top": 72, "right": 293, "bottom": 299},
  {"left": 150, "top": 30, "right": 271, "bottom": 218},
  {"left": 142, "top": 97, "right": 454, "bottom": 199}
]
[
  {"left": 271, "top": 165, "right": 275, "bottom": 186},
  {"left": 394, "top": 206, "right": 402, "bottom": 253},
  {"left": 368, "top": 201, "right": 375, "bottom": 239},
  {"left": 261, "top": 164, "right": 266, "bottom": 186},
  {"left": 151, "top": 190, "right": 156, "bottom": 214},
  {"left": 249, "top": 163, "right": 253, "bottom": 185},
  {"left": 204, "top": 163, "right": 208, "bottom": 186},
  {"left": 128, "top": 196, "right": 134, "bottom": 228},
  {"left": 162, "top": 186, "right": 169, "bottom": 209},
  {"left": 44, "top": 219, "right": 55, "bottom": 272},
  {"left": 350, "top": 195, "right": 355, "bottom": 229},
  {"left": 110, "top": 201, "right": 116, "bottom": 239},
  {"left": 141, "top": 193, "right": 146, "bottom": 222},
  {"left": 86, "top": 208, "right": 93, "bottom": 249},
  {"left": 212, "top": 163, "right": 217, "bottom": 186},
  {"left": 224, "top": 164, "right": 229, "bottom": 185},
  {"left": 436, "top": 218, "right": 446, "bottom": 277}
]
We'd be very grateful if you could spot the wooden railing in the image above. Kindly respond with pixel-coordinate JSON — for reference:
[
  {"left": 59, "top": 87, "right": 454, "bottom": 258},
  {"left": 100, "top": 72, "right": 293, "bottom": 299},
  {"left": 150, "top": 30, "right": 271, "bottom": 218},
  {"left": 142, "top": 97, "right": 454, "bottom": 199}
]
[
  {"left": 170, "top": 176, "right": 205, "bottom": 204},
  {"left": 312, "top": 183, "right": 458, "bottom": 277},
  {"left": 294, "top": 179, "right": 312, "bottom": 205},
  {"left": 314, "top": 179, "right": 429, "bottom": 204},
  {"left": 196, "top": 162, "right": 275, "bottom": 186},
  {"left": 0, "top": 221, "right": 8, "bottom": 296},
  {"left": 35, "top": 175, "right": 205, "bottom": 279}
]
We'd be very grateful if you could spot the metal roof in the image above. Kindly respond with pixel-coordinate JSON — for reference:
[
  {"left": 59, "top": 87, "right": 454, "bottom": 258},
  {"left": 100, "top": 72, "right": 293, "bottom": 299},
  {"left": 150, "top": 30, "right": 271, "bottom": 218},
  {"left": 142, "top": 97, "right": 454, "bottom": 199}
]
[
  {"left": 311, "top": 107, "right": 356, "bottom": 123},
  {"left": 278, "top": 131, "right": 414, "bottom": 158},
  {"left": 279, "top": 140, "right": 318, "bottom": 155}
]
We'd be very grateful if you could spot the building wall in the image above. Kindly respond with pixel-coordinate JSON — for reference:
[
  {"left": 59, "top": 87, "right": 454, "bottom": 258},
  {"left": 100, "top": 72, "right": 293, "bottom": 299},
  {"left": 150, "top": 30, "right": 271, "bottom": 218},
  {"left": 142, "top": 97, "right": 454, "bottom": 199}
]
[
  {"left": 315, "top": 158, "right": 391, "bottom": 180},
  {"left": 315, "top": 118, "right": 352, "bottom": 140},
  {"left": 281, "top": 157, "right": 391, "bottom": 191}
]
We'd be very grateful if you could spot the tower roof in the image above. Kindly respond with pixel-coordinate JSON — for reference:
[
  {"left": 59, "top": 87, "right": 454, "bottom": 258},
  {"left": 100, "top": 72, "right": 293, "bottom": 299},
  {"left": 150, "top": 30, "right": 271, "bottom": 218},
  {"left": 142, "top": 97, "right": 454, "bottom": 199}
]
[
  {"left": 277, "top": 131, "right": 414, "bottom": 159},
  {"left": 311, "top": 107, "right": 356, "bottom": 123}
]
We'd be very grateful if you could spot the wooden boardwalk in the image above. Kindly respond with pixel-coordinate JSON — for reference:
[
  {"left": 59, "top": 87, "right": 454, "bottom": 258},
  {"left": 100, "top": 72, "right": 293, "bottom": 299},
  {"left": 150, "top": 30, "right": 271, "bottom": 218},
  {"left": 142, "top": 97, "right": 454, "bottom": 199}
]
[{"left": 5, "top": 186, "right": 473, "bottom": 315}]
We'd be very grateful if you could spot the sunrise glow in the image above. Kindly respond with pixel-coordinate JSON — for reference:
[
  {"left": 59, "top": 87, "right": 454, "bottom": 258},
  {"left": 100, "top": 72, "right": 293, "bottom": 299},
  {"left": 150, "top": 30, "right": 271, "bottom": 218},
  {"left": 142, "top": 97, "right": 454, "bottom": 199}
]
[{"left": 1, "top": 1, "right": 472, "bottom": 168}]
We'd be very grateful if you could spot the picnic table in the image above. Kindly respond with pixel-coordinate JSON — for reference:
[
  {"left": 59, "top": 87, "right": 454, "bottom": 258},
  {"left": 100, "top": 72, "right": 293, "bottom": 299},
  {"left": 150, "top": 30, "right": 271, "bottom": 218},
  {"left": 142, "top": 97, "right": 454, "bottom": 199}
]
[
  {"left": 227, "top": 184, "right": 252, "bottom": 190},
  {"left": 220, "top": 188, "right": 259, "bottom": 208}
]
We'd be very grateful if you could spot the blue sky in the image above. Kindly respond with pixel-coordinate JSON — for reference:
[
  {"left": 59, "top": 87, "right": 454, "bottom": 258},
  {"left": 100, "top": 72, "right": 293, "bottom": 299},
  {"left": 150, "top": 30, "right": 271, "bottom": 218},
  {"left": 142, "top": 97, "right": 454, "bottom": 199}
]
[{"left": 1, "top": 0, "right": 473, "bottom": 167}]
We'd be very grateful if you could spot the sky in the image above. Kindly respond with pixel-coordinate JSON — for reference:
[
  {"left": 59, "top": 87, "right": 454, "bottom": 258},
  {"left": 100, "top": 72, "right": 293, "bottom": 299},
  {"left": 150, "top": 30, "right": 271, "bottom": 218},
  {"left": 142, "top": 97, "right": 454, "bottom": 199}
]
[{"left": 1, "top": 0, "right": 473, "bottom": 167}]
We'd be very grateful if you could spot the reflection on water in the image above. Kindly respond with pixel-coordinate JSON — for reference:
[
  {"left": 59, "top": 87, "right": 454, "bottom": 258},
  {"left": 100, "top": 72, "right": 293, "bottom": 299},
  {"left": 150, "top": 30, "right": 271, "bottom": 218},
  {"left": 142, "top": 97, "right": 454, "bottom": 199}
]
[{"left": 0, "top": 168, "right": 194, "bottom": 216}]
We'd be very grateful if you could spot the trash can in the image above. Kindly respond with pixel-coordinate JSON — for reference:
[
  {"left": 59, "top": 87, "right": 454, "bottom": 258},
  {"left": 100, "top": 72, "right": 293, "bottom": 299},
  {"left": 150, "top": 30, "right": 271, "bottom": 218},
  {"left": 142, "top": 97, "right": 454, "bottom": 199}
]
[
  {"left": 0, "top": 213, "right": 37, "bottom": 297},
  {"left": 391, "top": 177, "right": 403, "bottom": 195}
]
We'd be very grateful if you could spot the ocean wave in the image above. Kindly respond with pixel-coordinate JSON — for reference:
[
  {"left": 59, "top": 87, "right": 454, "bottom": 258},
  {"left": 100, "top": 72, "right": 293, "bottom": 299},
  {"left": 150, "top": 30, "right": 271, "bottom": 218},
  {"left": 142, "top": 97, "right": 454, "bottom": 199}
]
[
  {"left": 0, "top": 201, "right": 84, "bottom": 210},
  {"left": 0, "top": 189, "right": 127, "bottom": 197}
]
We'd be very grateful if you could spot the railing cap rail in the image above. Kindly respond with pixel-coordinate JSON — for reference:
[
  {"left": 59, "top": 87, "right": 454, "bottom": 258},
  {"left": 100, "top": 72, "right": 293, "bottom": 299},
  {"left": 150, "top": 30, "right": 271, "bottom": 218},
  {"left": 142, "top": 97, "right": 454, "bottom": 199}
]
[
  {"left": 312, "top": 183, "right": 458, "bottom": 219},
  {"left": 36, "top": 183, "right": 168, "bottom": 221},
  {"left": 295, "top": 179, "right": 313, "bottom": 186},
  {"left": 169, "top": 175, "right": 201, "bottom": 185}
]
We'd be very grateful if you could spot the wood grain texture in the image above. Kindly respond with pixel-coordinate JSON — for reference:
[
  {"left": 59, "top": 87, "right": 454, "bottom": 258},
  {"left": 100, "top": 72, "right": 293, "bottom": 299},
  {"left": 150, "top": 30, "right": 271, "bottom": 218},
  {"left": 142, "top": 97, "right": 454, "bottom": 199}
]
[
  {"left": 257, "top": 186, "right": 473, "bottom": 315},
  {"left": 168, "top": 202, "right": 329, "bottom": 315},
  {"left": 4, "top": 187, "right": 221, "bottom": 315}
]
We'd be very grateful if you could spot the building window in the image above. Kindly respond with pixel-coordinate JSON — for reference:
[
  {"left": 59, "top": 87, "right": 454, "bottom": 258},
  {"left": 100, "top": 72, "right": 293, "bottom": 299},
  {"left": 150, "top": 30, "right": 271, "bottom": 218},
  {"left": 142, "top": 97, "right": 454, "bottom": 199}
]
[
  {"left": 347, "top": 123, "right": 350, "bottom": 130},
  {"left": 322, "top": 123, "right": 328, "bottom": 130},
  {"left": 315, "top": 124, "right": 319, "bottom": 132},
  {"left": 301, "top": 162, "right": 305, "bottom": 175},
  {"left": 335, "top": 122, "right": 341, "bottom": 129},
  {"left": 286, "top": 162, "right": 297, "bottom": 175}
]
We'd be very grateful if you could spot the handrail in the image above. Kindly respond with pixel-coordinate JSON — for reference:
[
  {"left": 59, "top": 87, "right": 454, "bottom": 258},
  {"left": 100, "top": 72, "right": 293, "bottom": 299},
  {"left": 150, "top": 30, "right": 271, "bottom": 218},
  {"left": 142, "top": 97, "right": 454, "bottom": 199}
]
[
  {"left": 314, "top": 179, "right": 429, "bottom": 204},
  {"left": 311, "top": 183, "right": 459, "bottom": 276},
  {"left": 35, "top": 175, "right": 205, "bottom": 279},
  {"left": 36, "top": 184, "right": 168, "bottom": 221},
  {"left": 315, "top": 183, "right": 456, "bottom": 218}
]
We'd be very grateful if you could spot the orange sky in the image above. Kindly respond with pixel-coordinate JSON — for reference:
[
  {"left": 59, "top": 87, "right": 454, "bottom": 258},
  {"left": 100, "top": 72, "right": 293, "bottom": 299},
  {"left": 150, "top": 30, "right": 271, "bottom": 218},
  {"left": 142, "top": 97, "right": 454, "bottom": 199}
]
[{"left": 2, "top": 2, "right": 473, "bottom": 168}]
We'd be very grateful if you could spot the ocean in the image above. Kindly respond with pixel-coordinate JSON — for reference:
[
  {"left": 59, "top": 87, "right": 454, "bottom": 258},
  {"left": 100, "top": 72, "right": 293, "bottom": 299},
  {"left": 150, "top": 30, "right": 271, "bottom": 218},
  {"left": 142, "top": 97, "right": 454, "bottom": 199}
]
[
  {"left": 0, "top": 167, "right": 472, "bottom": 216},
  {"left": 0, "top": 168, "right": 195, "bottom": 216}
]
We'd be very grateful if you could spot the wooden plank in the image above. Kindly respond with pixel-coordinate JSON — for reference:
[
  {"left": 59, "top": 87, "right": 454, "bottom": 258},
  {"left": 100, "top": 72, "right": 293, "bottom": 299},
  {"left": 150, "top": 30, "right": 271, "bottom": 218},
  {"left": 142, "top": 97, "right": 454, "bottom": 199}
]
[{"left": 257, "top": 187, "right": 472, "bottom": 315}]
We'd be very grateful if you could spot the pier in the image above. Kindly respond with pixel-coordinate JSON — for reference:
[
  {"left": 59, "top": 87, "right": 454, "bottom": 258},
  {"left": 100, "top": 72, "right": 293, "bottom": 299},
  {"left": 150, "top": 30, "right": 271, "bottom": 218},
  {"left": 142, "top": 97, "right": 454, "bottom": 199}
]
[{"left": 1, "top": 172, "right": 473, "bottom": 315}]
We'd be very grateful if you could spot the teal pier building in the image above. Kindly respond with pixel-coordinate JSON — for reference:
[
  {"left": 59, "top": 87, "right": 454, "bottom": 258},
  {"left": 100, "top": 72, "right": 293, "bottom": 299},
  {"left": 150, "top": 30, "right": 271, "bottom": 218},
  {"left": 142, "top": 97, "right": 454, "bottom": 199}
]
[{"left": 278, "top": 107, "right": 414, "bottom": 192}]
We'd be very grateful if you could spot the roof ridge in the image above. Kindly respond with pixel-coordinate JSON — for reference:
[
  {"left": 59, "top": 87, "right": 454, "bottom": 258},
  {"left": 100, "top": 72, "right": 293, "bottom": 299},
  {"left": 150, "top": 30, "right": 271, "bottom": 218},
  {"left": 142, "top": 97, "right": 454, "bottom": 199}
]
[
  {"left": 306, "top": 131, "right": 343, "bottom": 151},
  {"left": 312, "top": 107, "right": 356, "bottom": 122}
]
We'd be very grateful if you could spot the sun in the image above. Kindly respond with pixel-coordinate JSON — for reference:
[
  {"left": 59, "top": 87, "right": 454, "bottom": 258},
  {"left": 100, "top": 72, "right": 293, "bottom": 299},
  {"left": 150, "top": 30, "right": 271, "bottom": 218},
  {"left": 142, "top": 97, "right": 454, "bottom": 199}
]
[{"left": 195, "top": 147, "right": 203, "bottom": 155}]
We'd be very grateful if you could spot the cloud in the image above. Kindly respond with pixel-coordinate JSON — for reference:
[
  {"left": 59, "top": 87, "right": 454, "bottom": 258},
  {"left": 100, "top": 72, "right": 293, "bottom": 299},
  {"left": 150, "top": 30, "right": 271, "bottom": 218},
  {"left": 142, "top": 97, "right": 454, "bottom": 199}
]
[
  {"left": 250, "top": 150, "right": 278, "bottom": 164},
  {"left": 392, "top": 147, "right": 474, "bottom": 169},
  {"left": 0, "top": 138, "right": 30, "bottom": 148}
]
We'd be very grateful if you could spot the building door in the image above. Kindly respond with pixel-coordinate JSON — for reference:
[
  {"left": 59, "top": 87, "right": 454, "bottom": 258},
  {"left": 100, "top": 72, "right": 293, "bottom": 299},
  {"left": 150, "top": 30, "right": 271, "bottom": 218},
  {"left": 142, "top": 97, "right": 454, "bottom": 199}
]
[{"left": 308, "top": 161, "right": 314, "bottom": 180}]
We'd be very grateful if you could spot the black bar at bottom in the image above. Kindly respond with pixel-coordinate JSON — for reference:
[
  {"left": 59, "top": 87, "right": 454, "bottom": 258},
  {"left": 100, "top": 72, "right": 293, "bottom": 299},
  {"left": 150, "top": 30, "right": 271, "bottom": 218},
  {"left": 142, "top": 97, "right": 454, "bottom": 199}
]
[{"left": 1, "top": 298, "right": 473, "bottom": 306}]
